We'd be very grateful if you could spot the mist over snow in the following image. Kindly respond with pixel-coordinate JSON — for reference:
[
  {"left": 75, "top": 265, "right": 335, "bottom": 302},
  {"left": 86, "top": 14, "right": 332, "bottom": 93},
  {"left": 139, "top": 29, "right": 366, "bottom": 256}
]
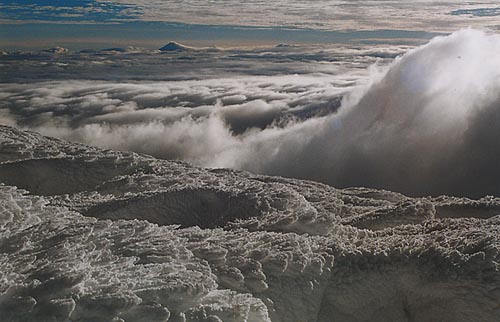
[{"left": 3, "top": 30, "right": 500, "bottom": 197}]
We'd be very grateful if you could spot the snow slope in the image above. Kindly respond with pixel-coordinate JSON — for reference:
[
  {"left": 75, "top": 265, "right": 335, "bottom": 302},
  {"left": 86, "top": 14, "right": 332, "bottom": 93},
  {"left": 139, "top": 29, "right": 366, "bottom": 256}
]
[{"left": 1, "top": 125, "right": 500, "bottom": 322}]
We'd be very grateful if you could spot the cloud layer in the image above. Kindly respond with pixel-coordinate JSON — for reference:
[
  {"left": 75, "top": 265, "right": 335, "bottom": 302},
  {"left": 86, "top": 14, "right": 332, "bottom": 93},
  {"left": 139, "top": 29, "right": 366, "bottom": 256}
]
[
  {"left": 3, "top": 30, "right": 500, "bottom": 197},
  {"left": 0, "top": 71, "right": 359, "bottom": 163},
  {"left": 308, "top": 29, "right": 500, "bottom": 197},
  {"left": 3, "top": 0, "right": 500, "bottom": 33}
]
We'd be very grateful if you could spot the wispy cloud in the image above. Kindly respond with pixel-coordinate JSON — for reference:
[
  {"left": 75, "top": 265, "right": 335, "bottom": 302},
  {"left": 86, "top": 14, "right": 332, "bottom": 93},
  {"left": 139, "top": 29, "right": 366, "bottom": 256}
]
[
  {"left": 3, "top": 0, "right": 500, "bottom": 33},
  {"left": 0, "top": 0, "right": 141, "bottom": 22}
]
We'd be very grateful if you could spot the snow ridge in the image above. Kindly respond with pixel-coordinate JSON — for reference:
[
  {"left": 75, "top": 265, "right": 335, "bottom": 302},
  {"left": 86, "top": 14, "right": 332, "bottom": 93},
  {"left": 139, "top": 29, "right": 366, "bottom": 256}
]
[{"left": 0, "top": 125, "right": 499, "bottom": 322}]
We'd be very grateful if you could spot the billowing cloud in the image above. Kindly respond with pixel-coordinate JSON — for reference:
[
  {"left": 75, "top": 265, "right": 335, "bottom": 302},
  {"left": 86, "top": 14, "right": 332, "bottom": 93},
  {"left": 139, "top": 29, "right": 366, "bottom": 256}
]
[
  {"left": 237, "top": 28, "right": 500, "bottom": 198},
  {"left": 3, "top": 30, "right": 500, "bottom": 197},
  {"left": 318, "top": 29, "right": 500, "bottom": 197}
]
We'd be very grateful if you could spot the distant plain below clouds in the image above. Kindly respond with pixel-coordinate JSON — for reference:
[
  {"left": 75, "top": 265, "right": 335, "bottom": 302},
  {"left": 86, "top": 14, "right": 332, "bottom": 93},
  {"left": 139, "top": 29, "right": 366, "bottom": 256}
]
[{"left": 4, "top": 30, "right": 500, "bottom": 197}]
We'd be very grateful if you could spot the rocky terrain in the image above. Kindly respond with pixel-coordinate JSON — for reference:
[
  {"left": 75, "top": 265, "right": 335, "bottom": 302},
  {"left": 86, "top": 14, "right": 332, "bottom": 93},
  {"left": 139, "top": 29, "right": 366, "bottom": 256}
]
[{"left": 1, "top": 125, "right": 500, "bottom": 322}]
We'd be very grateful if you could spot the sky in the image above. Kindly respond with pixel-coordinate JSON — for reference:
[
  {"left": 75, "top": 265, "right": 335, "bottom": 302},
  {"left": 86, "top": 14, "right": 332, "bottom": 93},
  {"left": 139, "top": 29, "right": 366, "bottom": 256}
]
[{"left": 2, "top": 0, "right": 500, "bottom": 49}]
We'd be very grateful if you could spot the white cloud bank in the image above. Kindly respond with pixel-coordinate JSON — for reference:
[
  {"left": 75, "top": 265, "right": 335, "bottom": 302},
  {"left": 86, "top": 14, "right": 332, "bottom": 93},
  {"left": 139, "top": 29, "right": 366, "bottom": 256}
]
[
  {"left": 3, "top": 29, "right": 500, "bottom": 197},
  {"left": 312, "top": 29, "right": 500, "bottom": 197}
]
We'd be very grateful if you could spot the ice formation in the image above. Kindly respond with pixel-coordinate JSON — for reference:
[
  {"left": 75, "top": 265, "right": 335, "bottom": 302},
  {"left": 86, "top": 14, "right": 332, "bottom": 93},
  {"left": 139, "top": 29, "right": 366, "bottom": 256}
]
[{"left": 1, "top": 125, "right": 500, "bottom": 322}]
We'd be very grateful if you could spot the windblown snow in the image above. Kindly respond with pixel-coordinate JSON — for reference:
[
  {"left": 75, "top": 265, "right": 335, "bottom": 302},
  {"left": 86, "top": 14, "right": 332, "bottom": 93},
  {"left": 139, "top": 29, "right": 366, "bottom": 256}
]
[{"left": 1, "top": 125, "right": 500, "bottom": 322}]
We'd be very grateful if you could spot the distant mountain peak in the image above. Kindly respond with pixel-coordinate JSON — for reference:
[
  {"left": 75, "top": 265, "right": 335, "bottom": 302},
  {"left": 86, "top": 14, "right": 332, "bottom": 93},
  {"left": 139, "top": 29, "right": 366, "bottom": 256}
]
[{"left": 159, "top": 41, "right": 190, "bottom": 51}]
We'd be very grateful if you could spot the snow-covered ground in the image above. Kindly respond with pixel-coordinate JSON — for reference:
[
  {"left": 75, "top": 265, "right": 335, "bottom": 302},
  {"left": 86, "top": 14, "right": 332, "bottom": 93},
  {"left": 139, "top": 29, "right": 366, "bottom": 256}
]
[{"left": 1, "top": 125, "right": 500, "bottom": 322}]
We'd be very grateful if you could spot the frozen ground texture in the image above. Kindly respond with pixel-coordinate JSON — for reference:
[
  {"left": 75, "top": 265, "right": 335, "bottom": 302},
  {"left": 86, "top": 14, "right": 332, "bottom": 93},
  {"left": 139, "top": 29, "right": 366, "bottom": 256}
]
[{"left": 1, "top": 125, "right": 500, "bottom": 322}]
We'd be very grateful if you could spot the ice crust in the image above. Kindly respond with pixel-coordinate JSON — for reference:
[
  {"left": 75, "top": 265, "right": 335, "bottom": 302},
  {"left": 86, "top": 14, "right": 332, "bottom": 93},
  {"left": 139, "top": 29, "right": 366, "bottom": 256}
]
[{"left": 1, "top": 125, "right": 500, "bottom": 322}]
